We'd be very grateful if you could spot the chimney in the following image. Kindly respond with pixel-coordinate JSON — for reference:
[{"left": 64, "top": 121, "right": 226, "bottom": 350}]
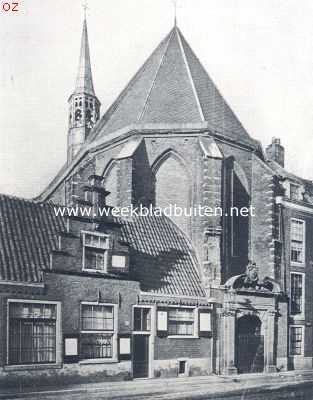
[{"left": 266, "top": 137, "right": 285, "bottom": 167}]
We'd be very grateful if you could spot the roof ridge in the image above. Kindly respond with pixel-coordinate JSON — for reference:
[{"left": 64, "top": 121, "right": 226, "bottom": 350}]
[
  {"left": 87, "top": 30, "right": 174, "bottom": 144},
  {"left": 175, "top": 27, "right": 205, "bottom": 122},
  {"left": 0, "top": 193, "right": 38, "bottom": 204},
  {"left": 0, "top": 192, "right": 64, "bottom": 209},
  {"left": 138, "top": 28, "right": 175, "bottom": 122}
]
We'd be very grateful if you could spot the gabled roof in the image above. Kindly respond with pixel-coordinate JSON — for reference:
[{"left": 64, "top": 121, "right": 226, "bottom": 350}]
[
  {"left": 87, "top": 26, "right": 257, "bottom": 148},
  {"left": 0, "top": 194, "right": 205, "bottom": 297},
  {"left": 73, "top": 18, "right": 95, "bottom": 96}
]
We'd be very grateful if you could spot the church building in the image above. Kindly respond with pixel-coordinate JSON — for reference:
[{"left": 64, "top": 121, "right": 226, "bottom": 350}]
[{"left": 0, "top": 15, "right": 313, "bottom": 387}]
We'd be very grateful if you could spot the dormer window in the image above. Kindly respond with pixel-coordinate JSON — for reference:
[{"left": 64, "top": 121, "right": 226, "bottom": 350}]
[{"left": 82, "top": 232, "right": 109, "bottom": 273}]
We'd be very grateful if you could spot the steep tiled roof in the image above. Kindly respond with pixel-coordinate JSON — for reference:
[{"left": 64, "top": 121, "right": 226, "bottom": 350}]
[
  {"left": 86, "top": 26, "right": 257, "bottom": 148},
  {"left": 0, "top": 194, "right": 205, "bottom": 297},
  {"left": 121, "top": 215, "right": 204, "bottom": 297},
  {"left": 0, "top": 195, "right": 65, "bottom": 283}
]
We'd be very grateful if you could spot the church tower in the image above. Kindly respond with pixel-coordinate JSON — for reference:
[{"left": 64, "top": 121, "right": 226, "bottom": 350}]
[{"left": 67, "top": 16, "right": 100, "bottom": 163}]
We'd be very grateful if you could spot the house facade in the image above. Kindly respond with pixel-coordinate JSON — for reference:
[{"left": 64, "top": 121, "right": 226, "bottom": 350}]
[{"left": 0, "top": 16, "right": 313, "bottom": 387}]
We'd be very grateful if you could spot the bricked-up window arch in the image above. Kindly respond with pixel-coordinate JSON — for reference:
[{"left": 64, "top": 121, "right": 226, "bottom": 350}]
[
  {"left": 103, "top": 160, "right": 119, "bottom": 207},
  {"left": 232, "top": 162, "right": 250, "bottom": 258},
  {"left": 152, "top": 150, "right": 191, "bottom": 235}
]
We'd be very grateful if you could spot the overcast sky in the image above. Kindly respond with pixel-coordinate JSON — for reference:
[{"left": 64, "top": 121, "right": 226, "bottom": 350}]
[{"left": 1, "top": 0, "right": 313, "bottom": 198}]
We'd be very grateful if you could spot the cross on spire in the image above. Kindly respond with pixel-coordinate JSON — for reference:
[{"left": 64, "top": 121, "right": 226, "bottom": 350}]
[{"left": 82, "top": 0, "right": 89, "bottom": 19}]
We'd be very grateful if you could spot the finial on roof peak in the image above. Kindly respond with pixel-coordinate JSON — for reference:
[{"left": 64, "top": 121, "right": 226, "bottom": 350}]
[
  {"left": 82, "top": 0, "right": 89, "bottom": 20},
  {"left": 172, "top": 0, "right": 178, "bottom": 27}
]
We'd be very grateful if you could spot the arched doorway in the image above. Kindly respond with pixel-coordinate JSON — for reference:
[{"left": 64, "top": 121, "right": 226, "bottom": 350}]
[{"left": 236, "top": 315, "right": 264, "bottom": 373}]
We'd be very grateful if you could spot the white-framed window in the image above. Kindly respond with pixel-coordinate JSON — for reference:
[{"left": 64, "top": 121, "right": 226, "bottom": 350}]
[
  {"left": 168, "top": 308, "right": 195, "bottom": 336},
  {"left": 133, "top": 307, "right": 151, "bottom": 332},
  {"left": 80, "top": 302, "right": 117, "bottom": 361},
  {"left": 290, "top": 219, "right": 305, "bottom": 265},
  {"left": 290, "top": 272, "right": 305, "bottom": 317},
  {"left": 7, "top": 300, "right": 61, "bottom": 366},
  {"left": 82, "top": 231, "right": 109, "bottom": 273},
  {"left": 289, "top": 325, "right": 304, "bottom": 356}
]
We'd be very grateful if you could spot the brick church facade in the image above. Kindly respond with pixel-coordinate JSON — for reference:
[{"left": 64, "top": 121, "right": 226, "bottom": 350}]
[{"left": 1, "top": 17, "right": 313, "bottom": 386}]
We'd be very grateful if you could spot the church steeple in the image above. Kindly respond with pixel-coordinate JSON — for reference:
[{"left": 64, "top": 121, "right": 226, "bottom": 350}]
[
  {"left": 75, "top": 18, "right": 95, "bottom": 96},
  {"left": 67, "top": 16, "right": 100, "bottom": 163}
]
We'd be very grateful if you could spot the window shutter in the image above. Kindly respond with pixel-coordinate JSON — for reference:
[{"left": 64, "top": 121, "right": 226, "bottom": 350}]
[
  {"left": 157, "top": 310, "right": 168, "bottom": 337},
  {"left": 118, "top": 335, "right": 132, "bottom": 361},
  {"left": 199, "top": 311, "right": 211, "bottom": 337}
]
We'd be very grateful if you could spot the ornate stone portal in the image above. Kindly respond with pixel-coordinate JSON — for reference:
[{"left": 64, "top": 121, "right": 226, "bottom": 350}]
[{"left": 220, "top": 263, "right": 283, "bottom": 375}]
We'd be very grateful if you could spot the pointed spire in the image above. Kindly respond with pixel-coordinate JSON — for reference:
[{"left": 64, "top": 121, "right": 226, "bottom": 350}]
[
  {"left": 173, "top": 0, "right": 177, "bottom": 27},
  {"left": 75, "top": 16, "right": 95, "bottom": 95}
]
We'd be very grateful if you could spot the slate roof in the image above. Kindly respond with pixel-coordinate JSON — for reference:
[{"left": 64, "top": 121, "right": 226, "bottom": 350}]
[{"left": 0, "top": 194, "right": 205, "bottom": 297}]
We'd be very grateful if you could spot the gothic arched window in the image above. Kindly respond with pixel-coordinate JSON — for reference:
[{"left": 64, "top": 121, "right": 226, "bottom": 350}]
[{"left": 153, "top": 151, "right": 191, "bottom": 234}]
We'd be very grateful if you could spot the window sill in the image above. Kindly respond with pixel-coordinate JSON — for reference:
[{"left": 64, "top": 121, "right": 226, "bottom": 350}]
[
  {"left": 4, "top": 363, "right": 62, "bottom": 372},
  {"left": 82, "top": 268, "right": 107, "bottom": 274},
  {"left": 290, "top": 315, "right": 305, "bottom": 321},
  {"left": 168, "top": 335, "right": 198, "bottom": 339},
  {"left": 79, "top": 358, "right": 118, "bottom": 365},
  {"left": 290, "top": 262, "right": 305, "bottom": 267}
]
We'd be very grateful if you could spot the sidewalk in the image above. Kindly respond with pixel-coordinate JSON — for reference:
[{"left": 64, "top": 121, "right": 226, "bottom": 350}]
[{"left": 1, "top": 370, "right": 313, "bottom": 399}]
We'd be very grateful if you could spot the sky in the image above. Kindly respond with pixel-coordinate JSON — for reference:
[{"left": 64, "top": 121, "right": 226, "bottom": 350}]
[{"left": 1, "top": 0, "right": 313, "bottom": 198}]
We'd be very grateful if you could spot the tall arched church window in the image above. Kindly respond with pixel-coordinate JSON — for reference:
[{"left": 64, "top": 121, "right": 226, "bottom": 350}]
[{"left": 153, "top": 151, "right": 191, "bottom": 235}]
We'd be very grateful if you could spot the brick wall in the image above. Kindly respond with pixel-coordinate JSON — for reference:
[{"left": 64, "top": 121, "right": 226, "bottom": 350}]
[
  {"left": 44, "top": 273, "right": 139, "bottom": 335},
  {"left": 250, "top": 155, "right": 276, "bottom": 279},
  {"left": 154, "top": 337, "right": 211, "bottom": 360}
]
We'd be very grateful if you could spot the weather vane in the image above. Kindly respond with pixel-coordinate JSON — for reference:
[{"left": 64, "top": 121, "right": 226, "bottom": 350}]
[{"left": 82, "top": 0, "right": 89, "bottom": 19}]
